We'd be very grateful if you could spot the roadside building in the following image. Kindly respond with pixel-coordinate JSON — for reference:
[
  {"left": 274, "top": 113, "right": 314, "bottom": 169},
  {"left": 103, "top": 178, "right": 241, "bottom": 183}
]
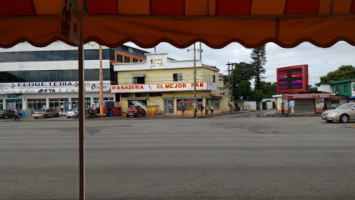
[
  {"left": 111, "top": 53, "right": 230, "bottom": 116},
  {"left": 330, "top": 79, "right": 355, "bottom": 103},
  {"left": 317, "top": 79, "right": 354, "bottom": 108},
  {"left": 274, "top": 65, "right": 338, "bottom": 114},
  {"left": 274, "top": 93, "right": 336, "bottom": 114},
  {"left": 0, "top": 42, "right": 147, "bottom": 116}
]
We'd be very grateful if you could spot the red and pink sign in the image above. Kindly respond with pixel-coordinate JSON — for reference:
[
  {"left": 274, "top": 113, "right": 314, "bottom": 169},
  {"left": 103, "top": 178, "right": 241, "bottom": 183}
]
[{"left": 277, "top": 65, "right": 309, "bottom": 93}]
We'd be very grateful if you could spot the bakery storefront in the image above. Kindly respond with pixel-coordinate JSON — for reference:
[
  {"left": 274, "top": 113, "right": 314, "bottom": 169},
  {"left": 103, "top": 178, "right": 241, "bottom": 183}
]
[{"left": 111, "top": 82, "right": 221, "bottom": 115}]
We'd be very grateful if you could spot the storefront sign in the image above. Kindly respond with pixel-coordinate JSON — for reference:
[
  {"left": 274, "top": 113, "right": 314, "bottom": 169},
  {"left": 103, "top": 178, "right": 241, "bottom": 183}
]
[
  {"left": 150, "top": 59, "right": 164, "bottom": 68},
  {"left": 0, "top": 81, "right": 110, "bottom": 94},
  {"left": 283, "top": 93, "right": 335, "bottom": 99},
  {"left": 111, "top": 82, "right": 217, "bottom": 93}
]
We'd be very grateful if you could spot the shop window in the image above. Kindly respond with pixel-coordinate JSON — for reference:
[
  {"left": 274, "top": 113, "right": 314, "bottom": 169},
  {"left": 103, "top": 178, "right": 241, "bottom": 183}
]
[
  {"left": 27, "top": 99, "right": 46, "bottom": 111},
  {"left": 133, "top": 58, "right": 138, "bottom": 63},
  {"left": 71, "top": 98, "right": 91, "bottom": 109},
  {"left": 173, "top": 73, "right": 183, "bottom": 81},
  {"left": 176, "top": 99, "right": 202, "bottom": 111},
  {"left": 211, "top": 99, "right": 220, "bottom": 109}
]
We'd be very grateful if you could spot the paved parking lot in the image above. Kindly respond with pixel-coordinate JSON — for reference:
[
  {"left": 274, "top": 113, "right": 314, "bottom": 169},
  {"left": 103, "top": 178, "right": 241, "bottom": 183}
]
[{"left": 1, "top": 111, "right": 355, "bottom": 199}]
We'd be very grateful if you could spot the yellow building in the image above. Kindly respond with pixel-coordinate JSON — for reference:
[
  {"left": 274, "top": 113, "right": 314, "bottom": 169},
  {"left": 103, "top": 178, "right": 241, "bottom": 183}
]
[{"left": 111, "top": 53, "right": 230, "bottom": 116}]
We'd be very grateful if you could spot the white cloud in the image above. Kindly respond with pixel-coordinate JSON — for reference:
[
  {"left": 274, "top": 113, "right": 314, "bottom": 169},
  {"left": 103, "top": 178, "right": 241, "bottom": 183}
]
[{"left": 125, "top": 41, "right": 355, "bottom": 86}]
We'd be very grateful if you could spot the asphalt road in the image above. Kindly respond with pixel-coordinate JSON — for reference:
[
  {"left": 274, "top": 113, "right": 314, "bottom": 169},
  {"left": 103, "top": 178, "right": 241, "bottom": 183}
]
[{"left": 1, "top": 111, "right": 355, "bottom": 200}]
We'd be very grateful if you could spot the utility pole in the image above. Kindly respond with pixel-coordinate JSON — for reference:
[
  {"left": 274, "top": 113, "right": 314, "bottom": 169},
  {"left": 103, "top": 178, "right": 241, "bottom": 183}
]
[
  {"left": 187, "top": 43, "right": 199, "bottom": 118},
  {"left": 193, "top": 43, "right": 197, "bottom": 118},
  {"left": 99, "top": 45, "right": 104, "bottom": 117},
  {"left": 199, "top": 42, "right": 202, "bottom": 62},
  {"left": 226, "top": 62, "right": 235, "bottom": 112}
]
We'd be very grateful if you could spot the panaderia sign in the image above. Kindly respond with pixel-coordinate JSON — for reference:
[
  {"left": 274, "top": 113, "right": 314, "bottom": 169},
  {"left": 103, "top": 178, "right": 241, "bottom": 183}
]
[
  {"left": 111, "top": 82, "right": 217, "bottom": 93},
  {"left": 0, "top": 81, "right": 110, "bottom": 94}
]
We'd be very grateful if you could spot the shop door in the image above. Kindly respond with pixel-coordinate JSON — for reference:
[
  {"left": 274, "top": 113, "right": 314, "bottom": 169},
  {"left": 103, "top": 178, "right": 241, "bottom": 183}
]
[
  {"left": 164, "top": 99, "right": 174, "bottom": 114},
  {"left": 294, "top": 99, "right": 315, "bottom": 114}
]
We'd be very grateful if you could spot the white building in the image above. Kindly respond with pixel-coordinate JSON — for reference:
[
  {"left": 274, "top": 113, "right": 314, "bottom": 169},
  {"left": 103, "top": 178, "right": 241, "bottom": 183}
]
[{"left": 0, "top": 42, "right": 147, "bottom": 116}]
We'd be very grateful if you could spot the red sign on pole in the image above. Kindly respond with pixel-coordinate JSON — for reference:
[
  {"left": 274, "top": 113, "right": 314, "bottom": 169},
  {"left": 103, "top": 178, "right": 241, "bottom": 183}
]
[{"left": 60, "top": 0, "right": 83, "bottom": 46}]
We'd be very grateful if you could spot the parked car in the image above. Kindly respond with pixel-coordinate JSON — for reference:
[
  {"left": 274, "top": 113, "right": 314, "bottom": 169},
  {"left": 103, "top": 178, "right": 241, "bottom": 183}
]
[
  {"left": 67, "top": 109, "right": 79, "bottom": 118},
  {"left": 322, "top": 103, "right": 355, "bottom": 123},
  {"left": 126, "top": 105, "right": 146, "bottom": 118},
  {"left": 32, "top": 109, "right": 59, "bottom": 119},
  {"left": 0, "top": 109, "right": 15, "bottom": 119}
]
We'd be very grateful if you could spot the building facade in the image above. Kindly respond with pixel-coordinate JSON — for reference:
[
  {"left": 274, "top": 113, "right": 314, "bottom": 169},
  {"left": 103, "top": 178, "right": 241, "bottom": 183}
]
[
  {"left": 331, "top": 79, "right": 355, "bottom": 102},
  {"left": 0, "top": 42, "right": 147, "bottom": 116},
  {"left": 111, "top": 53, "right": 230, "bottom": 116}
]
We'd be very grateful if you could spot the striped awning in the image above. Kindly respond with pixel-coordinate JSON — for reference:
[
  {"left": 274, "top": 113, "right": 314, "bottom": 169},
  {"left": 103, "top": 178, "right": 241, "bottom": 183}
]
[{"left": 1, "top": 0, "right": 355, "bottom": 48}]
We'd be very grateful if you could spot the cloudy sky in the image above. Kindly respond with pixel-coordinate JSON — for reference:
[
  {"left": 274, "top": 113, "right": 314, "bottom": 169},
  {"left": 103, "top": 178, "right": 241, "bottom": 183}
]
[{"left": 125, "top": 41, "right": 355, "bottom": 87}]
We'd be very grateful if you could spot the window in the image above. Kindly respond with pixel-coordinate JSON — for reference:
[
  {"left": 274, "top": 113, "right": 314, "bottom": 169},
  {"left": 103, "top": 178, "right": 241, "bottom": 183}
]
[
  {"left": 0, "top": 49, "right": 115, "bottom": 62},
  {"left": 344, "top": 84, "right": 348, "bottom": 93},
  {"left": 173, "top": 73, "right": 183, "bottom": 81},
  {"left": 135, "top": 93, "right": 147, "bottom": 97},
  {"left": 213, "top": 75, "right": 216, "bottom": 82},
  {"left": 122, "top": 93, "right": 133, "bottom": 98},
  {"left": 117, "top": 54, "right": 123, "bottom": 62},
  {"left": 0, "top": 69, "right": 110, "bottom": 83},
  {"left": 57, "top": 70, "right": 72, "bottom": 81},
  {"left": 177, "top": 99, "right": 202, "bottom": 110},
  {"left": 211, "top": 99, "right": 220, "bottom": 109},
  {"left": 150, "top": 93, "right": 162, "bottom": 97},
  {"left": 0, "top": 99, "right": 3, "bottom": 109},
  {"left": 133, "top": 58, "right": 138, "bottom": 63},
  {"left": 124, "top": 56, "right": 130, "bottom": 63},
  {"left": 133, "top": 76, "right": 145, "bottom": 84},
  {"left": 42, "top": 71, "right": 56, "bottom": 82},
  {"left": 22, "top": 71, "right": 41, "bottom": 82},
  {"left": 71, "top": 98, "right": 91, "bottom": 109},
  {"left": 335, "top": 85, "right": 340, "bottom": 93},
  {"left": 85, "top": 69, "right": 99, "bottom": 81}
]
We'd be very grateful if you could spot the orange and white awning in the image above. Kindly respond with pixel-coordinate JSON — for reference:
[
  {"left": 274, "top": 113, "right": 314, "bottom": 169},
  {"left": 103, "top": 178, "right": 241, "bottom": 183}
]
[{"left": 1, "top": 0, "right": 355, "bottom": 48}]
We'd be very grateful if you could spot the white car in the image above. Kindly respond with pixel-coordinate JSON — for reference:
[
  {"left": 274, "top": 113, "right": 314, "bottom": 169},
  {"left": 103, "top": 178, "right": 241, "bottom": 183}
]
[
  {"left": 322, "top": 103, "right": 355, "bottom": 123},
  {"left": 32, "top": 109, "right": 59, "bottom": 119},
  {"left": 67, "top": 109, "right": 79, "bottom": 118}
]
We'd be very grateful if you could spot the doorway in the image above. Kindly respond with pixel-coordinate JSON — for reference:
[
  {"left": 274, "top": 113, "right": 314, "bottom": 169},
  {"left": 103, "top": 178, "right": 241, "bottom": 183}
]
[{"left": 164, "top": 99, "right": 174, "bottom": 114}]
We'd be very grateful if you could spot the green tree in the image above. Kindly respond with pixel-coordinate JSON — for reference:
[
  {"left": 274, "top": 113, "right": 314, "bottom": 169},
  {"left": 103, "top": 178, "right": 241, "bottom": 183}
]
[
  {"left": 250, "top": 89, "right": 264, "bottom": 101},
  {"left": 260, "top": 81, "right": 277, "bottom": 98},
  {"left": 320, "top": 65, "right": 355, "bottom": 83},
  {"left": 232, "top": 62, "right": 255, "bottom": 100},
  {"left": 251, "top": 45, "right": 267, "bottom": 90}
]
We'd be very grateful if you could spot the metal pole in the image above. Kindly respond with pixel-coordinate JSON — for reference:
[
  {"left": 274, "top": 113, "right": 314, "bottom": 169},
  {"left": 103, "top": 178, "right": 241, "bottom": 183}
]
[
  {"left": 199, "top": 42, "right": 202, "bottom": 62},
  {"left": 78, "top": 22, "right": 85, "bottom": 200},
  {"left": 193, "top": 43, "right": 197, "bottom": 118},
  {"left": 99, "top": 45, "right": 104, "bottom": 117},
  {"left": 231, "top": 63, "right": 234, "bottom": 107},
  {"left": 227, "top": 62, "right": 231, "bottom": 112}
]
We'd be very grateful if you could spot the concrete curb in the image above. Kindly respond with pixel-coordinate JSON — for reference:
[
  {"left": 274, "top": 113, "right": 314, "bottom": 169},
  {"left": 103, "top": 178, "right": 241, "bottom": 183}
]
[{"left": 1, "top": 112, "right": 237, "bottom": 122}]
